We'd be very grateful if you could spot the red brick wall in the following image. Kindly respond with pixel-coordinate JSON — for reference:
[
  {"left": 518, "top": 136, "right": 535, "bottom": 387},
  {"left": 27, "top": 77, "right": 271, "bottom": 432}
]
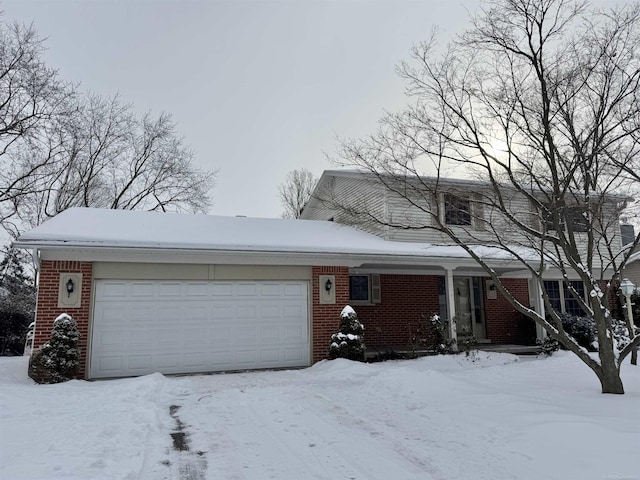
[
  {"left": 355, "top": 275, "right": 441, "bottom": 351},
  {"left": 311, "top": 266, "right": 350, "bottom": 362},
  {"left": 484, "top": 278, "right": 531, "bottom": 344},
  {"left": 311, "top": 272, "right": 535, "bottom": 360},
  {"left": 34, "top": 260, "right": 93, "bottom": 379}
]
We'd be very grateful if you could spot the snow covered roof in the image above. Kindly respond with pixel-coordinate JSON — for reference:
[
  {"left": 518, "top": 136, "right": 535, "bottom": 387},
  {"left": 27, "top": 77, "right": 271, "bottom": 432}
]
[
  {"left": 14, "top": 208, "right": 531, "bottom": 264},
  {"left": 628, "top": 249, "right": 640, "bottom": 265}
]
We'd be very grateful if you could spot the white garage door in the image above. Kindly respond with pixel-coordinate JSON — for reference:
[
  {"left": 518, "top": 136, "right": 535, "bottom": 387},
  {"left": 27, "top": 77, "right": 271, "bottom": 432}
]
[{"left": 90, "top": 280, "right": 309, "bottom": 378}]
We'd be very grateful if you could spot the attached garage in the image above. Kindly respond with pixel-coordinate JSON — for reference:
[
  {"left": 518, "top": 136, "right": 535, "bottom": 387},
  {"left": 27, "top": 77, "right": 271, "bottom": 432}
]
[
  {"left": 19, "top": 207, "right": 501, "bottom": 380},
  {"left": 91, "top": 279, "right": 309, "bottom": 378}
]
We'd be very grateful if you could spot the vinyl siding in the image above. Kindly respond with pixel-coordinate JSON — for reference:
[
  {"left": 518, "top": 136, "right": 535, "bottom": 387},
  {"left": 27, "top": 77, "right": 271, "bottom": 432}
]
[{"left": 302, "top": 175, "right": 386, "bottom": 236}]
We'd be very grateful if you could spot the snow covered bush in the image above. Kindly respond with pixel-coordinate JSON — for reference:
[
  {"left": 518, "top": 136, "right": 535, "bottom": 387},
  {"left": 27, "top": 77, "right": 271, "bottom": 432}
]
[
  {"left": 430, "top": 314, "right": 456, "bottom": 355},
  {"left": 548, "top": 313, "right": 597, "bottom": 351},
  {"left": 29, "top": 313, "right": 81, "bottom": 384},
  {"left": 611, "top": 317, "right": 639, "bottom": 352},
  {"left": 329, "top": 305, "right": 365, "bottom": 361},
  {"left": 537, "top": 336, "right": 560, "bottom": 356}
]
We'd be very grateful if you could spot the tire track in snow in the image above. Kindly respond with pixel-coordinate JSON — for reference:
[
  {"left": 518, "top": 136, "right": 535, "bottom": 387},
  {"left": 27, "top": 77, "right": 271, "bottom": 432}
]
[
  {"left": 238, "top": 387, "right": 435, "bottom": 480},
  {"left": 165, "top": 404, "right": 207, "bottom": 480}
]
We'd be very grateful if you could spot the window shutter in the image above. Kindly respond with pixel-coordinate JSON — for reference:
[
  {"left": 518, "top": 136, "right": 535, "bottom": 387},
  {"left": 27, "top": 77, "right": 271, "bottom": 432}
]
[
  {"left": 473, "top": 193, "right": 486, "bottom": 231},
  {"left": 430, "top": 193, "right": 439, "bottom": 226},
  {"left": 529, "top": 200, "right": 541, "bottom": 231},
  {"left": 371, "top": 274, "right": 381, "bottom": 304}
]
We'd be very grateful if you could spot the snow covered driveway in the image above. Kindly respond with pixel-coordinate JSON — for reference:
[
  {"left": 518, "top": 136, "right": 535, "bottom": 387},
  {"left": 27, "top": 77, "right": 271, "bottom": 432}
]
[{"left": 1, "top": 352, "right": 638, "bottom": 480}]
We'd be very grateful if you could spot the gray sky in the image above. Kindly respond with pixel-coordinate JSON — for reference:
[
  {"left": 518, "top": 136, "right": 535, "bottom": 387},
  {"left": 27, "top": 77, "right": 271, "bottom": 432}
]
[{"left": 1, "top": 0, "right": 562, "bottom": 218}]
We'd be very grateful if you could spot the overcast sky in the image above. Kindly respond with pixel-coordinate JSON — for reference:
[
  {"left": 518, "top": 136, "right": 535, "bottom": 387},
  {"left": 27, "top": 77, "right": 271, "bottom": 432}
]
[{"left": 2, "top": 0, "right": 614, "bottom": 218}]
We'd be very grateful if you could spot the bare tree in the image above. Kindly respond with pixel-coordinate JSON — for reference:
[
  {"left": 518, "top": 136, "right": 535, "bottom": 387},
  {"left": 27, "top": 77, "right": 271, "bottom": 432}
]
[
  {"left": 330, "top": 0, "right": 640, "bottom": 393},
  {"left": 278, "top": 168, "right": 317, "bottom": 219},
  {"left": 13, "top": 93, "right": 215, "bottom": 230},
  {"left": 0, "top": 18, "right": 74, "bottom": 232},
  {"left": 0, "top": 17, "right": 215, "bottom": 237}
]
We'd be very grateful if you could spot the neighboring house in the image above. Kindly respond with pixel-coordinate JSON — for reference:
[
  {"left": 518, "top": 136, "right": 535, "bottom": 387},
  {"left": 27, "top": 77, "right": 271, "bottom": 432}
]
[
  {"left": 623, "top": 246, "right": 640, "bottom": 288},
  {"left": 16, "top": 206, "right": 542, "bottom": 379},
  {"left": 301, "top": 169, "right": 631, "bottom": 348}
]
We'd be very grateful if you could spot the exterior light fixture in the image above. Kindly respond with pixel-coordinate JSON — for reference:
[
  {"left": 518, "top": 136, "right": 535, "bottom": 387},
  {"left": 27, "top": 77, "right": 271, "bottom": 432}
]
[
  {"left": 324, "top": 278, "right": 333, "bottom": 293},
  {"left": 620, "top": 277, "right": 635, "bottom": 297},
  {"left": 66, "top": 278, "right": 75, "bottom": 297},
  {"left": 620, "top": 277, "right": 637, "bottom": 365}
]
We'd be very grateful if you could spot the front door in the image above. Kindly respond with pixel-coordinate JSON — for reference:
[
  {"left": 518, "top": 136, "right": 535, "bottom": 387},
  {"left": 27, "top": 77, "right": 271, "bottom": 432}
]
[{"left": 453, "top": 277, "right": 486, "bottom": 340}]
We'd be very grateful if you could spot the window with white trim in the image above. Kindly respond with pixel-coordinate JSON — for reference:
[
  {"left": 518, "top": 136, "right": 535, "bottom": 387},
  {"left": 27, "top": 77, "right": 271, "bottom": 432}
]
[
  {"left": 444, "top": 194, "right": 471, "bottom": 226},
  {"left": 542, "top": 205, "right": 589, "bottom": 233},
  {"left": 543, "top": 280, "right": 586, "bottom": 316}
]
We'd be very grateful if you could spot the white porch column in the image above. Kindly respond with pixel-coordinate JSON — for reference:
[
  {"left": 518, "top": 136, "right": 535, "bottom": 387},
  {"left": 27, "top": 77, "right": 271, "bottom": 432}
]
[
  {"left": 445, "top": 267, "right": 458, "bottom": 349},
  {"left": 528, "top": 276, "right": 546, "bottom": 341}
]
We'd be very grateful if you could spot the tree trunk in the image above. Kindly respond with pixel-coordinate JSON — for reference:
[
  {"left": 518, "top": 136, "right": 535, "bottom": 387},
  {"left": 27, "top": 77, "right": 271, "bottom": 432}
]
[
  {"left": 595, "top": 329, "right": 625, "bottom": 394},
  {"left": 596, "top": 365, "right": 625, "bottom": 394}
]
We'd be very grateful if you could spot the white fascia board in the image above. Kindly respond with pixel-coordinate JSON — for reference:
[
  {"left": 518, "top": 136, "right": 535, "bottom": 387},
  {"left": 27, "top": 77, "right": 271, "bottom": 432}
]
[
  {"left": 27, "top": 244, "right": 530, "bottom": 271},
  {"left": 542, "top": 266, "right": 615, "bottom": 281}
]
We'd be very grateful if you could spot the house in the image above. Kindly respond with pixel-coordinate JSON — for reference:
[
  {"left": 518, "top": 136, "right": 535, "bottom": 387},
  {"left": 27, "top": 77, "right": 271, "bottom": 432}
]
[
  {"left": 15, "top": 170, "right": 630, "bottom": 379},
  {"left": 623, "top": 246, "right": 640, "bottom": 288},
  {"left": 301, "top": 169, "right": 630, "bottom": 343},
  {"left": 15, "top": 203, "right": 542, "bottom": 379}
]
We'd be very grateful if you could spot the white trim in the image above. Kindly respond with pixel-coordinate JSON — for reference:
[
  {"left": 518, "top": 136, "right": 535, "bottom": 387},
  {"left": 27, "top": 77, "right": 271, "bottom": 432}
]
[{"left": 445, "top": 268, "right": 458, "bottom": 350}]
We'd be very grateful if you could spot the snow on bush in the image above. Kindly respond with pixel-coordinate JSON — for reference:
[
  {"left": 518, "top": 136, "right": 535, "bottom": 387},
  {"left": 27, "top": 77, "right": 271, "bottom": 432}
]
[
  {"left": 552, "top": 313, "right": 597, "bottom": 351},
  {"left": 329, "top": 305, "right": 365, "bottom": 361},
  {"left": 29, "top": 313, "right": 81, "bottom": 384}
]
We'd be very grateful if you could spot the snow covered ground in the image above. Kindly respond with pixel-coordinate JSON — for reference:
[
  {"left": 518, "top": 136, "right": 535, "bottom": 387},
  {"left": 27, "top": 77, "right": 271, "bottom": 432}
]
[{"left": 1, "top": 352, "right": 638, "bottom": 480}]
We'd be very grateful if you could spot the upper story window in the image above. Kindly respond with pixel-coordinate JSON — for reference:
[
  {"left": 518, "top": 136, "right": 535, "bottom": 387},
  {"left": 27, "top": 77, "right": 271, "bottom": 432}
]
[
  {"left": 444, "top": 194, "right": 471, "bottom": 226},
  {"left": 543, "top": 205, "right": 589, "bottom": 233}
]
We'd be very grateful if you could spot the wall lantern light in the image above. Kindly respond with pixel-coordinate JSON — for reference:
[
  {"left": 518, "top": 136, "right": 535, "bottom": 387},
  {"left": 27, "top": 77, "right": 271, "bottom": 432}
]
[
  {"left": 324, "top": 278, "right": 333, "bottom": 293},
  {"left": 66, "top": 278, "right": 75, "bottom": 297},
  {"left": 620, "top": 277, "right": 637, "bottom": 365},
  {"left": 620, "top": 277, "right": 635, "bottom": 297}
]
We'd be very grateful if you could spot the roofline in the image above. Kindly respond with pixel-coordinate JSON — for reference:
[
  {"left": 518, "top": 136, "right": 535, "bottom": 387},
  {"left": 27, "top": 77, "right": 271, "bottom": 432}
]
[
  {"left": 15, "top": 241, "right": 534, "bottom": 270},
  {"left": 313, "top": 169, "right": 634, "bottom": 202}
]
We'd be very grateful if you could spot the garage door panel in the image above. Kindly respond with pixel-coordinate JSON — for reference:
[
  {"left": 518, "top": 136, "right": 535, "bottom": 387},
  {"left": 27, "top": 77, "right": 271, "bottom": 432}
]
[
  {"left": 237, "top": 305, "right": 258, "bottom": 319},
  {"left": 283, "top": 346, "right": 304, "bottom": 360},
  {"left": 183, "top": 352, "right": 208, "bottom": 367},
  {"left": 91, "top": 279, "right": 309, "bottom": 378},
  {"left": 284, "top": 304, "right": 304, "bottom": 318},
  {"left": 131, "top": 282, "right": 155, "bottom": 297},
  {"left": 211, "top": 283, "right": 233, "bottom": 296},
  {"left": 128, "top": 329, "right": 151, "bottom": 346},
  {"left": 237, "top": 283, "right": 258, "bottom": 296},
  {"left": 128, "top": 354, "right": 153, "bottom": 369},
  {"left": 94, "top": 330, "right": 123, "bottom": 347},
  {"left": 259, "top": 349, "right": 280, "bottom": 362},
  {"left": 157, "top": 354, "right": 180, "bottom": 369},
  {"left": 95, "top": 356, "right": 123, "bottom": 374},
  {"left": 284, "top": 283, "right": 305, "bottom": 296},
  {"left": 159, "top": 282, "right": 183, "bottom": 296},
  {"left": 259, "top": 283, "right": 280, "bottom": 296},
  {"left": 186, "top": 283, "right": 208, "bottom": 296},
  {"left": 210, "top": 304, "right": 234, "bottom": 318},
  {"left": 98, "top": 281, "right": 128, "bottom": 298}
]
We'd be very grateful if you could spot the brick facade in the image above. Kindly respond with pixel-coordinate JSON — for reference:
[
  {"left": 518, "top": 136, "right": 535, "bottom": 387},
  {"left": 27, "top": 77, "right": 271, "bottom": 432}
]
[
  {"left": 310, "top": 272, "right": 534, "bottom": 358},
  {"left": 33, "top": 260, "right": 93, "bottom": 379},
  {"left": 30, "top": 261, "right": 531, "bottom": 380},
  {"left": 311, "top": 266, "right": 350, "bottom": 362},
  {"left": 484, "top": 278, "right": 534, "bottom": 344},
  {"left": 354, "top": 275, "right": 441, "bottom": 351}
]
